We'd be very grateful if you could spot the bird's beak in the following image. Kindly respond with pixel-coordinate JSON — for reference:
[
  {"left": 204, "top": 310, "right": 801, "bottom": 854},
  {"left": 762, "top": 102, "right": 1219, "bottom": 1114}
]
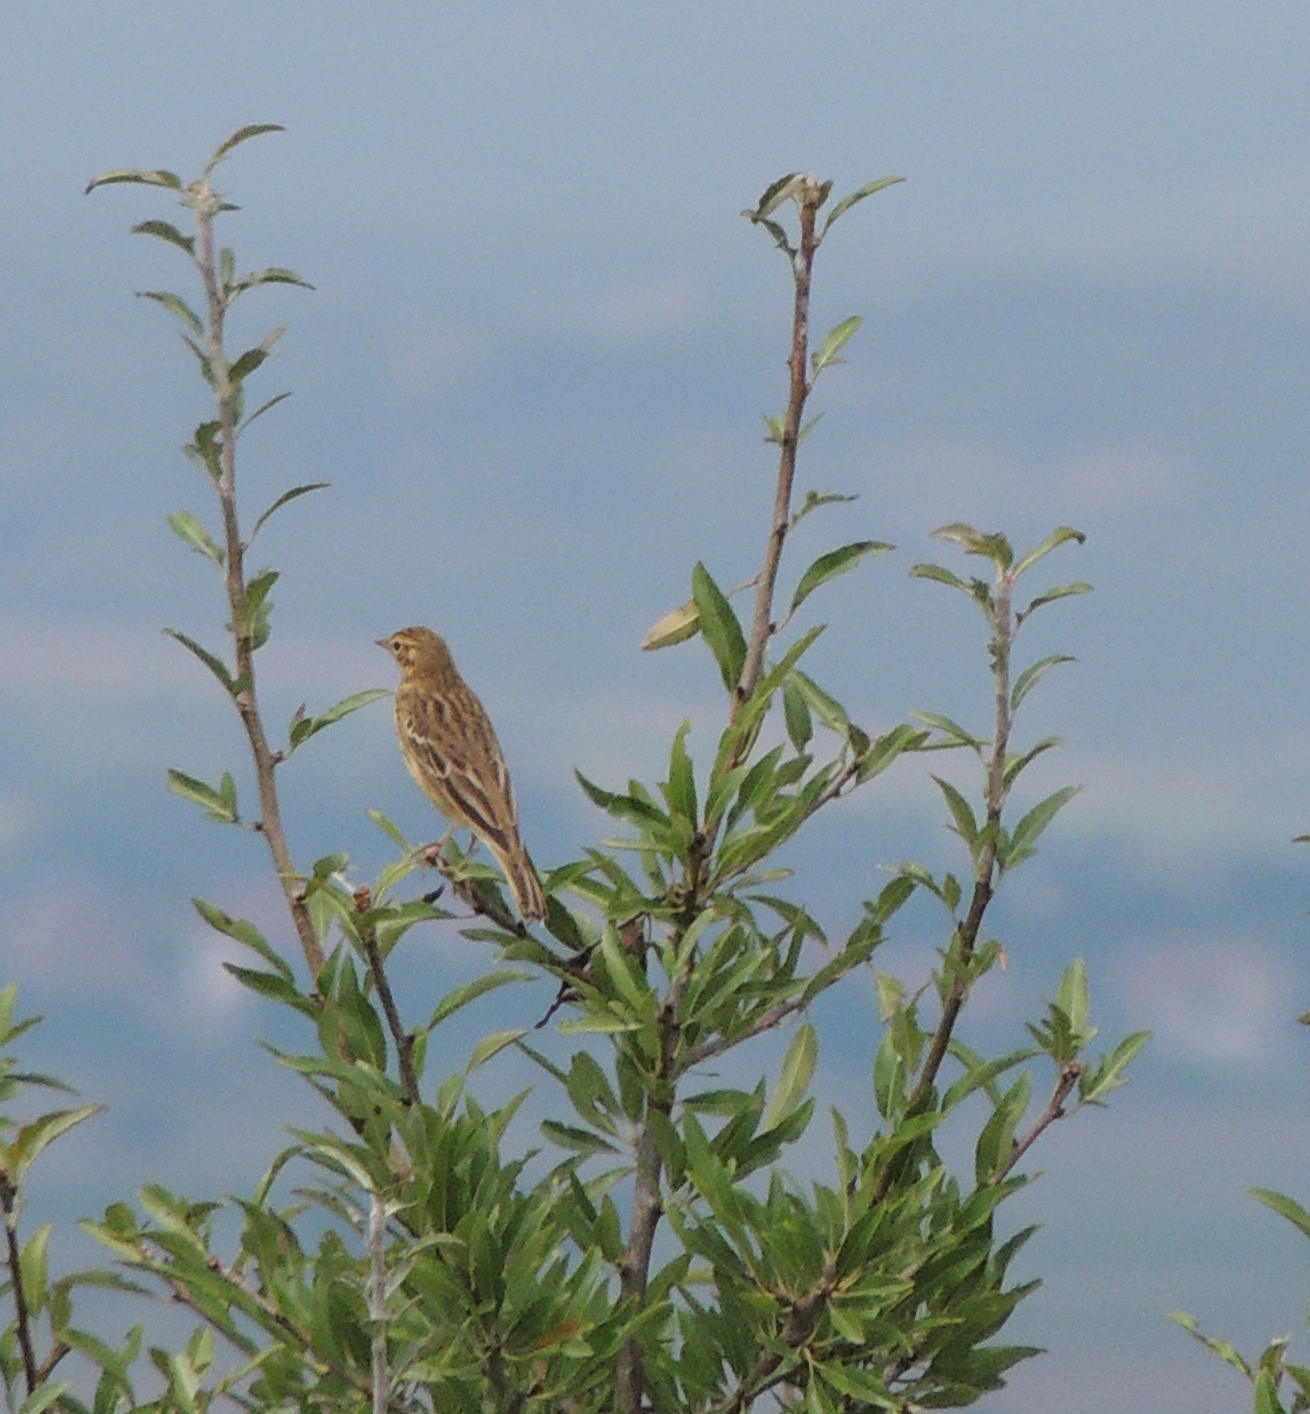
[{"left": 374, "top": 637, "right": 391, "bottom": 651}]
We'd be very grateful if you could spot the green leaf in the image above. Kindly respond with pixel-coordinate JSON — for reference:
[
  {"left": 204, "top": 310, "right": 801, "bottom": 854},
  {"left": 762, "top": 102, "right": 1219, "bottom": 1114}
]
[
  {"left": 1012, "top": 526, "right": 1086, "bottom": 577},
  {"left": 665, "top": 720, "right": 698, "bottom": 823},
  {"left": 7, "top": 1106, "right": 102, "bottom": 1182},
  {"left": 1056, "top": 958, "right": 1090, "bottom": 1037},
  {"left": 229, "top": 343, "right": 273, "bottom": 384},
  {"left": 222, "top": 964, "right": 317, "bottom": 1013},
  {"left": 366, "top": 809, "right": 410, "bottom": 850},
  {"left": 163, "top": 629, "right": 237, "bottom": 696},
  {"left": 933, "top": 776, "right": 979, "bottom": 850},
  {"left": 18, "top": 1224, "right": 50, "bottom": 1317},
  {"left": 856, "top": 722, "right": 929, "bottom": 783},
  {"left": 192, "top": 898, "right": 291, "bottom": 978},
  {"left": 1170, "top": 1312, "right": 1253, "bottom": 1377},
  {"left": 574, "top": 770, "right": 670, "bottom": 830},
  {"left": 1251, "top": 1188, "right": 1310, "bottom": 1242},
  {"left": 137, "top": 289, "right": 203, "bottom": 336},
  {"left": 752, "top": 172, "right": 804, "bottom": 219},
  {"left": 85, "top": 168, "right": 182, "bottom": 193},
  {"left": 131, "top": 219, "right": 195, "bottom": 256},
  {"left": 238, "top": 391, "right": 293, "bottom": 439},
  {"left": 1003, "top": 735, "right": 1061, "bottom": 789},
  {"left": 789, "top": 670, "right": 850, "bottom": 734},
  {"left": 180, "top": 334, "right": 217, "bottom": 388},
  {"left": 1004, "top": 785, "right": 1081, "bottom": 870},
  {"left": 1011, "top": 654, "right": 1076, "bottom": 712},
  {"left": 183, "top": 419, "right": 223, "bottom": 483},
  {"left": 762, "top": 1023, "right": 817, "bottom": 1131},
  {"left": 166, "top": 769, "right": 238, "bottom": 824},
  {"left": 790, "top": 488, "right": 857, "bottom": 528},
  {"left": 1019, "top": 581, "right": 1094, "bottom": 621},
  {"left": 692, "top": 562, "right": 747, "bottom": 692},
  {"left": 240, "top": 568, "right": 278, "bottom": 648},
  {"left": 1080, "top": 1030, "right": 1151, "bottom": 1103},
  {"left": 599, "top": 925, "right": 653, "bottom": 1017},
  {"left": 540, "top": 1120, "right": 620, "bottom": 1157},
  {"left": 428, "top": 970, "right": 531, "bottom": 1030},
  {"left": 1254, "top": 1368, "right": 1286, "bottom": 1414},
  {"left": 231, "top": 267, "right": 314, "bottom": 294},
  {"left": 248, "top": 482, "right": 329, "bottom": 541},
  {"left": 821, "top": 174, "right": 905, "bottom": 233},
  {"left": 733, "top": 625, "right": 825, "bottom": 739},
  {"left": 211, "top": 123, "right": 285, "bottom": 163},
  {"left": 809, "top": 315, "right": 862, "bottom": 377},
  {"left": 975, "top": 1073, "right": 1030, "bottom": 1182},
  {"left": 762, "top": 413, "right": 787, "bottom": 445},
  {"left": 932, "top": 522, "right": 1014, "bottom": 567},
  {"left": 166, "top": 510, "right": 223, "bottom": 565},
  {"left": 910, "top": 561, "right": 969, "bottom": 593},
  {"left": 911, "top": 711, "right": 985, "bottom": 750},
  {"left": 466, "top": 1029, "right": 527, "bottom": 1073},
  {"left": 17, "top": 1382, "right": 71, "bottom": 1414},
  {"left": 288, "top": 689, "right": 389, "bottom": 751},
  {"left": 782, "top": 676, "right": 813, "bottom": 751},
  {"left": 641, "top": 598, "right": 700, "bottom": 651},
  {"left": 565, "top": 1052, "right": 621, "bottom": 1132},
  {"left": 789, "top": 540, "right": 892, "bottom": 616},
  {"left": 745, "top": 213, "right": 796, "bottom": 258}
]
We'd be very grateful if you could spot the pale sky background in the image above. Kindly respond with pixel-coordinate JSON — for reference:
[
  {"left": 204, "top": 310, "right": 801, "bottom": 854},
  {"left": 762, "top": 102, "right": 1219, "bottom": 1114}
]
[{"left": 4, "top": 5, "right": 1310, "bottom": 1411}]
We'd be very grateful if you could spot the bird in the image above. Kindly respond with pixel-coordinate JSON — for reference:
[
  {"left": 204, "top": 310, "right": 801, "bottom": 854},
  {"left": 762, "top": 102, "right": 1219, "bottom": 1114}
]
[{"left": 376, "top": 626, "right": 546, "bottom": 923}]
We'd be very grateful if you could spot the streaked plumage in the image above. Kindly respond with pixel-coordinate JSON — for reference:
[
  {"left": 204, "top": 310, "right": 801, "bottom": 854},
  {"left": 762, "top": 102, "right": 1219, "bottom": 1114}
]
[{"left": 377, "top": 626, "right": 546, "bottom": 923}]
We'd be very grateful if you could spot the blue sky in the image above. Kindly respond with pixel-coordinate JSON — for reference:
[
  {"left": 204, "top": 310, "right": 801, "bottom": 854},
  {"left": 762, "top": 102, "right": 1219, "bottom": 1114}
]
[{"left": 3, "top": 4, "right": 1310, "bottom": 1409}]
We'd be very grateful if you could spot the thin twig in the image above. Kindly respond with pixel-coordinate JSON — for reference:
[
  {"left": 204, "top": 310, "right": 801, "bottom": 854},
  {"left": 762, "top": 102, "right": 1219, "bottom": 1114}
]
[
  {"left": 154, "top": 1251, "right": 406, "bottom": 1410},
  {"left": 1, "top": 1178, "right": 38, "bottom": 1393},
  {"left": 616, "top": 184, "right": 836, "bottom": 1412},
  {"left": 997, "top": 1061, "right": 1082, "bottom": 1181},
  {"left": 353, "top": 887, "right": 419, "bottom": 1105},
  {"left": 33, "top": 1340, "right": 71, "bottom": 1385},
  {"left": 872, "top": 569, "right": 1014, "bottom": 1206},
  {"left": 616, "top": 964, "right": 691, "bottom": 1414},
  {"left": 709, "top": 1272, "right": 833, "bottom": 1414},
  {"left": 737, "top": 176, "right": 826, "bottom": 711},
  {"left": 368, "top": 1192, "right": 390, "bottom": 1414},
  {"left": 190, "top": 175, "right": 324, "bottom": 980}
]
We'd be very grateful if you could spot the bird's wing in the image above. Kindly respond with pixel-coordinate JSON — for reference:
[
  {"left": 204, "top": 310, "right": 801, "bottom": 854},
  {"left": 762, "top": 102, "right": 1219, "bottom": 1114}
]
[{"left": 401, "top": 688, "right": 518, "bottom": 847}]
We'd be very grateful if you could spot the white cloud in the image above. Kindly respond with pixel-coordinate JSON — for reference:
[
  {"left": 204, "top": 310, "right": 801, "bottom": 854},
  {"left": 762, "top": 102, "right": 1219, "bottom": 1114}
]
[
  {"left": 590, "top": 277, "right": 704, "bottom": 337},
  {"left": 0, "top": 880, "right": 148, "bottom": 991},
  {"left": 0, "top": 795, "right": 39, "bottom": 858},
  {"left": 1122, "top": 937, "right": 1286, "bottom": 1065},
  {"left": 525, "top": 686, "right": 721, "bottom": 796},
  {"left": 0, "top": 620, "right": 200, "bottom": 699},
  {"left": 173, "top": 939, "right": 250, "bottom": 1036},
  {"left": 0, "top": 617, "right": 391, "bottom": 786},
  {"left": 895, "top": 159, "right": 1310, "bottom": 304},
  {"left": 861, "top": 438, "right": 1185, "bottom": 526},
  {"left": 1060, "top": 734, "right": 1310, "bottom": 868},
  {"left": 0, "top": 618, "right": 384, "bottom": 703},
  {"left": 1055, "top": 445, "right": 1180, "bottom": 511}
]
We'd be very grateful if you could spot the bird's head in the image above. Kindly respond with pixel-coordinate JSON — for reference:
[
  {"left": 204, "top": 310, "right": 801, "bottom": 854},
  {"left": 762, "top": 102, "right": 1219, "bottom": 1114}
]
[{"left": 376, "top": 626, "right": 454, "bottom": 677}]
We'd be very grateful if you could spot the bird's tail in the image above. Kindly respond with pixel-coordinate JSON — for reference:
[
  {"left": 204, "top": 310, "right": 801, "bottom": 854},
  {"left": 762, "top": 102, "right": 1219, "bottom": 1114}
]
[{"left": 492, "top": 838, "right": 547, "bottom": 923}]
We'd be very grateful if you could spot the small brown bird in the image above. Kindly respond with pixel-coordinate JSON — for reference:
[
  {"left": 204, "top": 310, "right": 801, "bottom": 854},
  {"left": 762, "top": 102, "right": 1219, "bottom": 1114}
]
[{"left": 377, "top": 626, "right": 546, "bottom": 923}]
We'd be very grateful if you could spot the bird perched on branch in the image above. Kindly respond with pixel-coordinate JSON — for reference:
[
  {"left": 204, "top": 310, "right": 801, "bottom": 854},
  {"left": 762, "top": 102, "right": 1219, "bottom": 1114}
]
[{"left": 377, "top": 626, "right": 546, "bottom": 923}]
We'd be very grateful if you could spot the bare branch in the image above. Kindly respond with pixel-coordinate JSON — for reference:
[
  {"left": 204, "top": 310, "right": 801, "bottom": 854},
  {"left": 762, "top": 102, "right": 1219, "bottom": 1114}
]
[
  {"left": 189, "top": 175, "right": 324, "bottom": 980},
  {"left": 737, "top": 176, "right": 826, "bottom": 710},
  {"left": 0, "top": 1177, "right": 38, "bottom": 1393},
  {"left": 997, "top": 1061, "right": 1083, "bottom": 1181},
  {"left": 354, "top": 885, "right": 419, "bottom": 1106}
]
